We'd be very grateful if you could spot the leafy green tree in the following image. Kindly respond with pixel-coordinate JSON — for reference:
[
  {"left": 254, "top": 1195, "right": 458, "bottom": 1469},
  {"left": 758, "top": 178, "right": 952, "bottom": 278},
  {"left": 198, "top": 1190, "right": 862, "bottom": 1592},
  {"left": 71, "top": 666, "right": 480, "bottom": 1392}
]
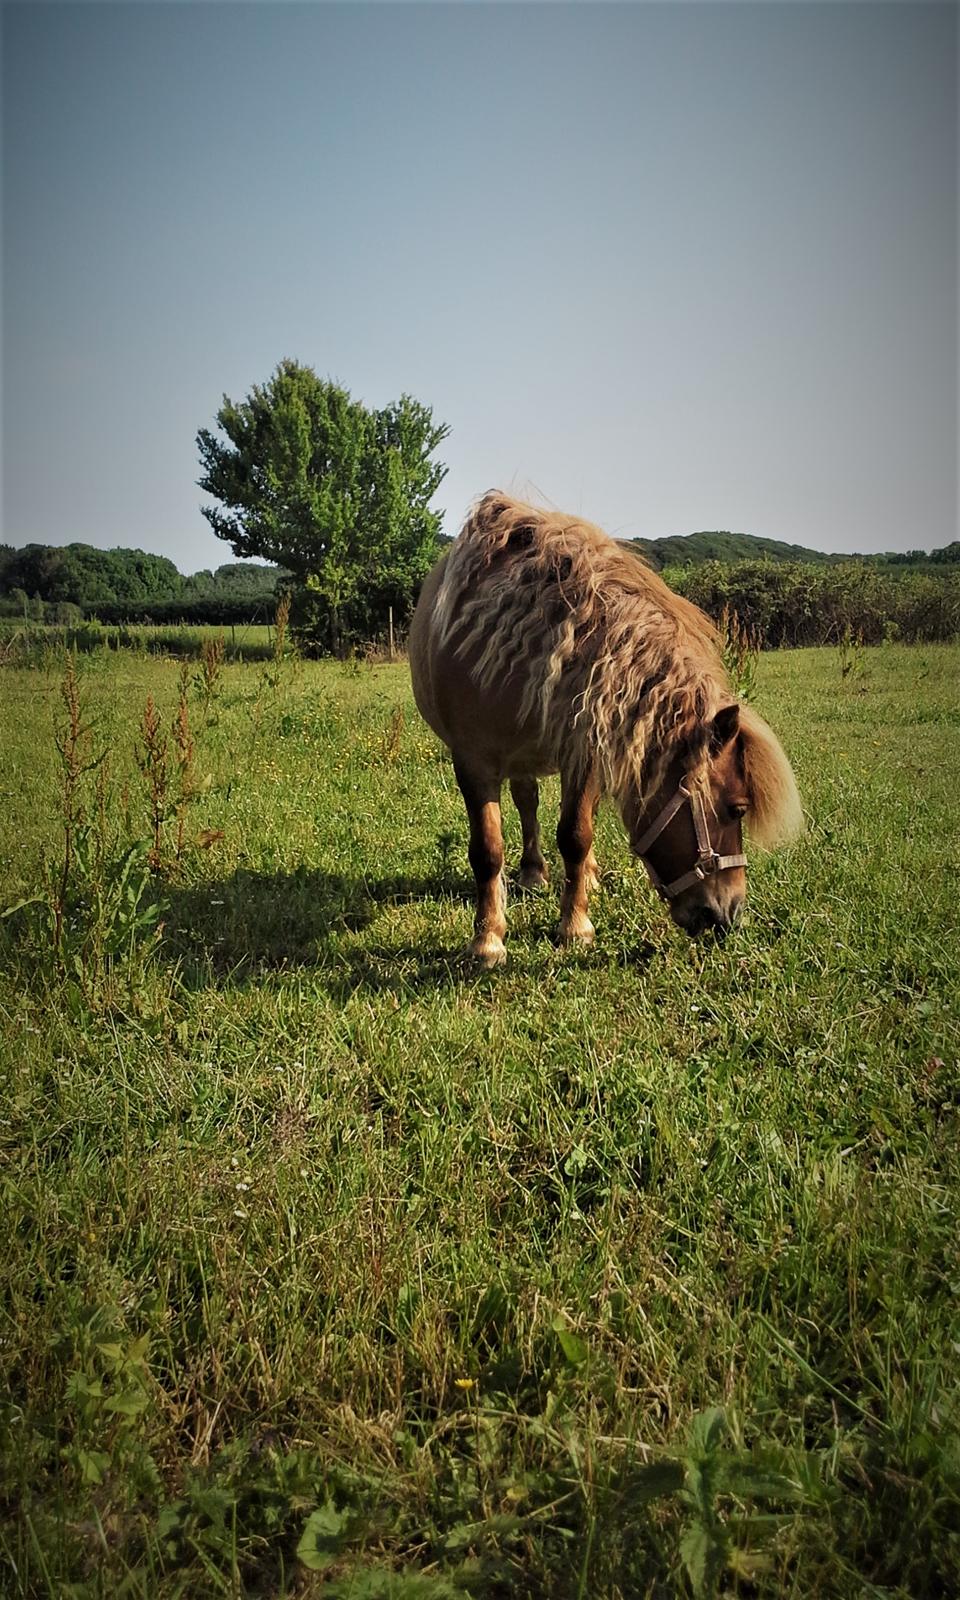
[{"left": 196, "top": 360, "right": 449, "bottom": 648}]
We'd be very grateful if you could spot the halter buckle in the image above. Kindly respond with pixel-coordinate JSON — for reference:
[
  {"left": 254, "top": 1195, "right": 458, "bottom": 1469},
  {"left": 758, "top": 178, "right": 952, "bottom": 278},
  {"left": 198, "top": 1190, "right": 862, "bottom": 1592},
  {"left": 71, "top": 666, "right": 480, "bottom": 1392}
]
[{"left": 696, "top": 849, "right": 722, "bottom": 879}]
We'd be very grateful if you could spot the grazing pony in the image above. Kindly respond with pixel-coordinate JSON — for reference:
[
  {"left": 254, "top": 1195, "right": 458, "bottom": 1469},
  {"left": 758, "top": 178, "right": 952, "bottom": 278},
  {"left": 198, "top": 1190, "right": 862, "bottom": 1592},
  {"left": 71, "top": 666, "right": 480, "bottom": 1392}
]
[{"left": 410, "top": 493, "right": 802, "bottom": 966}]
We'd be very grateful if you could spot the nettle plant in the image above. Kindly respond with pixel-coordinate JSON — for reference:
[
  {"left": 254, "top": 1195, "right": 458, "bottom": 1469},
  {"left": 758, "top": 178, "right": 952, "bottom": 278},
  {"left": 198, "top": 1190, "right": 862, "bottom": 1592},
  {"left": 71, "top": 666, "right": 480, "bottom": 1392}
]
[
  {"left": 59, "top": 1300, "right": 158, "bottom": 1502},
  {"left": 3, "top": 656, "right": 161, "bottom": 999},
  {"left": 718, "top": 604, "right": 761, "bottom": 704},
  {"left": 195, "top": 630, "right": 226, "bottom": 721},
  {"left": 3, "top": 654, "right": 213, "bottom": 1004}
]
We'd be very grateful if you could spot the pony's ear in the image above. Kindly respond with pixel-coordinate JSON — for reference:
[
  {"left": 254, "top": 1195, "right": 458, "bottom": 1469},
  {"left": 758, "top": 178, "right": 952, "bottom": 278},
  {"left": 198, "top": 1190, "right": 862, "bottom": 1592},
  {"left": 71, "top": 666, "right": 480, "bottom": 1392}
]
[{"left": 710, "top": 702, "right": 740, "bottom": 751}]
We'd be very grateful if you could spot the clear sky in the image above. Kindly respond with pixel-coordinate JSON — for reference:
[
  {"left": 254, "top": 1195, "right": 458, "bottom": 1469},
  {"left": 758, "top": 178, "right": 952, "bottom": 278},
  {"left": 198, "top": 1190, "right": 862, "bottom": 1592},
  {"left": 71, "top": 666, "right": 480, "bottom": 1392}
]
[{"left": 2, "top": 1, "right": 957, "bottom": 573}]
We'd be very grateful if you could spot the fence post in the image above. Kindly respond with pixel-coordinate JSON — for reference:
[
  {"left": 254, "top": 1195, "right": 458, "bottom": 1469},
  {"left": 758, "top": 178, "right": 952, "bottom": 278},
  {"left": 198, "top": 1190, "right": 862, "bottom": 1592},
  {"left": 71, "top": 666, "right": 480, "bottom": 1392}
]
[{"left": 388, "top": 606, "right": 395, "bottom": 662}]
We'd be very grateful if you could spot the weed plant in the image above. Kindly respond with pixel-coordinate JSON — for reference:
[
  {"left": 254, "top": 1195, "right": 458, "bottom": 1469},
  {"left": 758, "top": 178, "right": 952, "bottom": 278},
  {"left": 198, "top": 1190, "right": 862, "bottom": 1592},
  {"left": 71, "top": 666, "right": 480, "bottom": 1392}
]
[
  {"left": 1, "top": 642, "right": 958, "bottom": 1596},
  {"left": 717, "top": 608, "right": 761, "bottom": 703}
]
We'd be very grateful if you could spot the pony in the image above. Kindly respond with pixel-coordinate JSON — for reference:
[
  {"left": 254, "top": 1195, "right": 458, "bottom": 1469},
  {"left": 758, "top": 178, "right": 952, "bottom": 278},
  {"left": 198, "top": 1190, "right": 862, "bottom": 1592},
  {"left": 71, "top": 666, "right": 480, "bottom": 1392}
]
[{"left": 409, "top": 493, "right": 802, "bottom": 966}]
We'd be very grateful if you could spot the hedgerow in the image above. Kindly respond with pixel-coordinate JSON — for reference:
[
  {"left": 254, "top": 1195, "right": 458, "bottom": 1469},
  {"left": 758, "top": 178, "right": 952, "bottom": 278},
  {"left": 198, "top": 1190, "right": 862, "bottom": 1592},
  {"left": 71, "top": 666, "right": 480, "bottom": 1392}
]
[{"left": 666, "top": 559, "right": 960, "bottom": 646}]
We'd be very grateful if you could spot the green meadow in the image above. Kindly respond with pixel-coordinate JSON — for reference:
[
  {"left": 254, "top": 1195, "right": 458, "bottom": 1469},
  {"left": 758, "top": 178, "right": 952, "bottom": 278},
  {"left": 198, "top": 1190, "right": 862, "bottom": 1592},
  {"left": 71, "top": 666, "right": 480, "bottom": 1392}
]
[
  {"left": 0, "top": 620, "right": 279, "bottom": 663},
  {"left": 1, "top": 641, "right": 958, "bottom": 1597}
]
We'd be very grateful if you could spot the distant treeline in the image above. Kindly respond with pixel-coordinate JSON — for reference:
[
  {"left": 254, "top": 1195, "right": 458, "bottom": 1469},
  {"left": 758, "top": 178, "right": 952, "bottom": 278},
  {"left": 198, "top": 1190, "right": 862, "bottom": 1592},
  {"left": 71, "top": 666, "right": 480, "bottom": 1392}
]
[
  {"left": 0, "top": 542, "right": 287, "bottom": 624},
  {"left": 632, "top": 530, "right": 960, "bottom": 572},
  {"left": 3, "top": 534, "right": 959, "bottom": 649},
  {"left": 670, "top": 559, "right": 960, "bottom": 647}
]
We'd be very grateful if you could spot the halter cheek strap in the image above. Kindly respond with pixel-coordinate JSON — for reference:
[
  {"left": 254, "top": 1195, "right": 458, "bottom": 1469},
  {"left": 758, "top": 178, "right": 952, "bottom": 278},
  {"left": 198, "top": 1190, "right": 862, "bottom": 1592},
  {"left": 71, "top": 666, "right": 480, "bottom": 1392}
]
[{"left": 635, "top": 778, "right": 748, "bottom": 902}]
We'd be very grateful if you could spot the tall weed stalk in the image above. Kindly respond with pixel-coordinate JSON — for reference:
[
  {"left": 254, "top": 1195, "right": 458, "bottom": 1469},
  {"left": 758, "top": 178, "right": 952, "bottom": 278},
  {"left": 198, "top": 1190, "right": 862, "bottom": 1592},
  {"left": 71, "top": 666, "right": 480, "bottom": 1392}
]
[
  {"left": 173, "top": 664, "right": 196, "bottom": 864},
  {"left": 137, "top": 695, "right": 169, "bottom": 874},
  {"left": 53, "top": 653, "right": 103, "bottom": 952},
  {"left": 2, "top": 656, "right": 163, "bottom": 1001},
  {"left": 719, "top": 605, "right": 761, "bottom": 702},
  {"left": 136, "top": 676, "right": 211, "bottom": 875},
  {"left": 196, "top": 631, "right": 225, "bottom": 721},
  {"left": 837, "top": 622, "right": 864, "bottom": 682}
]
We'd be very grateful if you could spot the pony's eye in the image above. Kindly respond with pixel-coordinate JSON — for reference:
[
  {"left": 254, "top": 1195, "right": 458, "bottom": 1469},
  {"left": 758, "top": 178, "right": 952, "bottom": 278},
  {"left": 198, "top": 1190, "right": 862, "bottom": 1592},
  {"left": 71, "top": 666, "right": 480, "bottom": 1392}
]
[{"left": 729, "top": 802, "right": 748, "bottom": 821}]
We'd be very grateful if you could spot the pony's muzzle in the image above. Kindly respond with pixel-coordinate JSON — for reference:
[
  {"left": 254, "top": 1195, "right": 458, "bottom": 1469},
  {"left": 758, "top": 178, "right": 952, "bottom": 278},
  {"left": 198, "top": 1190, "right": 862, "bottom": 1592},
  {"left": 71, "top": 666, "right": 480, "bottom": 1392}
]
[{"left": 674, "top": 893, "right": 744, "bottom": 940}]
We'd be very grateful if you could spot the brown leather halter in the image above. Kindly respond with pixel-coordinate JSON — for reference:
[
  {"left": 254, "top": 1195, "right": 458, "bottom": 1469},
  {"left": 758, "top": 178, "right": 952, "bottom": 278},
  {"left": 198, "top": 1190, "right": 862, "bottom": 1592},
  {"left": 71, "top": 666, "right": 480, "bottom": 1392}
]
[{"left": 634, "top": 778, "right": 748, "bottom": 902}]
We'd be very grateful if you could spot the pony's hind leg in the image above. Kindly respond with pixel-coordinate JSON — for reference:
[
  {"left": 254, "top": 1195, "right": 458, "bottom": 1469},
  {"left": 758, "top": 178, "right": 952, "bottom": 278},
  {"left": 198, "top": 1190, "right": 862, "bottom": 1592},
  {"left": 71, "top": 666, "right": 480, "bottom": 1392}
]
[
  {"left": 557, "top": 766, "right": 601, "bottom": 945},
  {"left": 510, "top": 778, "right": 550, "bottom": 889},
  {"left": 454, "top": 757, "right": 508, "bottom": 967}
]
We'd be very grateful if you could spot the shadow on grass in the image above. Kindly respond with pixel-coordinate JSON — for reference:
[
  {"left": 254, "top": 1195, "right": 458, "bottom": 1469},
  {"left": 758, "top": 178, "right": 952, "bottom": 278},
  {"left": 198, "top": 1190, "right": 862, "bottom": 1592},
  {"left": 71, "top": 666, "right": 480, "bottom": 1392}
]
[
  {"left": 161, "top": 866, "right": 661, "bottom": 996},
  {"left": 316, "top": 933, "right": 661, "bottom": 1001},
  {"left": 162, "top": 864, "right": 475, "bottom": 984},
  {"left": 315, "top": 941, "right": 471, "bottom": 999}
]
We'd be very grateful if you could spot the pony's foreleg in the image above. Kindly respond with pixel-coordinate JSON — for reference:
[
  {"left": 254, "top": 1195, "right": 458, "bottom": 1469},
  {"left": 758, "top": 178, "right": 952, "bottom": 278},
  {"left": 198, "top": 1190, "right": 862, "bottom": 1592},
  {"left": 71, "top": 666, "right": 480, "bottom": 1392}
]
[
  {"left": 557, "top": 767, "right": 601, "bottom": 945},
  {"left": 510, "top": 778, "right": 550, "bottom": 889},
  {"left": 454, "top": 759, "right": 508, "bottom": 968}
]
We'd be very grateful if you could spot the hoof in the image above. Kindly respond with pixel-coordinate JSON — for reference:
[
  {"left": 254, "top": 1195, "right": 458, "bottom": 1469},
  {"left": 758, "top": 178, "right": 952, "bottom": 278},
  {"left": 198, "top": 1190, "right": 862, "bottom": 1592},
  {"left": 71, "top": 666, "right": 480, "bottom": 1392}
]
[
  {"left": 517, "top": 864, "right": 550, "bottom": 891},
  {"left": 559, "top": 917, "right": 595, "bottom": 947},
  {"left": 470, "top": 935, "right": 507, "bottom": 969}
]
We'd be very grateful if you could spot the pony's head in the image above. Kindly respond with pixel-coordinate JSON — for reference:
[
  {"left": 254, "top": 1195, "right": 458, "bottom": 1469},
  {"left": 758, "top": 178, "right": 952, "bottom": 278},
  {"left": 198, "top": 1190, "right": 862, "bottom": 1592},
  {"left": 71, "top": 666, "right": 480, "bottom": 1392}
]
[{"left": 626, "top": 701, "right": 803, "bottom": 938}]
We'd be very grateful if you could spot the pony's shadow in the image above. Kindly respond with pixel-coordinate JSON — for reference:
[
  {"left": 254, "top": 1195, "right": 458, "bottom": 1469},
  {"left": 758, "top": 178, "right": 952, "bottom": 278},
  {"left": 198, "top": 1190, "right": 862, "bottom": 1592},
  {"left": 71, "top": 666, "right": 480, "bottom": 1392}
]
[
  {"left": 318, "top": 941, "right": 473, "bottom": 1001},
  {"left": 162, "top": 865, "right": 474, "bottom": 987},
  {"left": 162, "top": 867, "right": 660, "bottom": 996}
]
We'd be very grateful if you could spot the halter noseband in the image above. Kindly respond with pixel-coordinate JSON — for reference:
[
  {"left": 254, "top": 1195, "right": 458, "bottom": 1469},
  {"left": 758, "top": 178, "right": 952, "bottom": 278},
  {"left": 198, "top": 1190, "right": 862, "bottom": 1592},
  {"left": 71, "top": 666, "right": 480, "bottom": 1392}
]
[{"left": 634, "top": 778, "right": 747, "bottom": 902}]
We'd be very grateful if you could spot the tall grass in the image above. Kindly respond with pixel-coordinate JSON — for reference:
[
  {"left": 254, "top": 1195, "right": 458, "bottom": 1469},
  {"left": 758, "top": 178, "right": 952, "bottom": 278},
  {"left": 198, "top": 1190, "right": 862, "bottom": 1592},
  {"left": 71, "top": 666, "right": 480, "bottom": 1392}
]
[{"left": 0, "top": 618, "right": 282, "bottom": 665}]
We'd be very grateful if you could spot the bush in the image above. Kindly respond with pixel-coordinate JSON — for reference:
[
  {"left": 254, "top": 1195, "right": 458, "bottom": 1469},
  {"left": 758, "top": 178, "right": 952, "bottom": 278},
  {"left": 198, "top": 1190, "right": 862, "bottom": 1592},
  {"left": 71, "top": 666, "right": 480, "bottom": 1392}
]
[
  {"left": 669, "top": 560, "right": 960, "bottom": 647},
  {"left": 289, "top": 582, "right": 412, "bottom": 658},
  {"left": 89, "top": 596, "right": 277, "bottom": 627}
]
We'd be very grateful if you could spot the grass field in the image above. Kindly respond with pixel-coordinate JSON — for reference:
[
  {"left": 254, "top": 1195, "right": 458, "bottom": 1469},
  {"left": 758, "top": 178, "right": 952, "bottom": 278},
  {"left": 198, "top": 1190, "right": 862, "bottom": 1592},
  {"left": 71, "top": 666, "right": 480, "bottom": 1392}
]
[
  {"left": 0, "top": 619, "right": 279, "bottom": 664},
  {"left": 1, "top": 641, "right": 959, "bottom": 1598}
]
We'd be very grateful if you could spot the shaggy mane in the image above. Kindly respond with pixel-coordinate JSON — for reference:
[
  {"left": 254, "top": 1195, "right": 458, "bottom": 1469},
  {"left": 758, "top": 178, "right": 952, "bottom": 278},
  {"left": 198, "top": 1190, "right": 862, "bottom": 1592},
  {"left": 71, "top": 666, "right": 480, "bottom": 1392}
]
[
  {"left": 435, "top": 491, "right": 802, "bottom": 843},
  {"left": 738, "top": 702, "right": 804, "bottom": 847}
]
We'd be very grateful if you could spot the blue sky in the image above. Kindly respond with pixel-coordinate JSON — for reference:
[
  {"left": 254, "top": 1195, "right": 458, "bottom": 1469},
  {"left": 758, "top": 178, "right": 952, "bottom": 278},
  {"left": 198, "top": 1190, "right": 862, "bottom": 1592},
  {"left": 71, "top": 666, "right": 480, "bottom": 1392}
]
[{"left": 3, "top": 1, "right": 957, "bottom": 572}]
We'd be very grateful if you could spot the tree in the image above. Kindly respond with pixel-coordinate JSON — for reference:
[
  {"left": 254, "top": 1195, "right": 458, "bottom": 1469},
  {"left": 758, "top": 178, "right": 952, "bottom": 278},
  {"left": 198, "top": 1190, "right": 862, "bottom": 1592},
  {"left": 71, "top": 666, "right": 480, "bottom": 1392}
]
[
  {"left": 0, "top": 543, "right": 185, "bottom": 608},
  {"left": 196, "top": 360, "right": 449, "bottom": 649},
  {"left": 930, "top": 541, "right": 960, "bottom": 565}
]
